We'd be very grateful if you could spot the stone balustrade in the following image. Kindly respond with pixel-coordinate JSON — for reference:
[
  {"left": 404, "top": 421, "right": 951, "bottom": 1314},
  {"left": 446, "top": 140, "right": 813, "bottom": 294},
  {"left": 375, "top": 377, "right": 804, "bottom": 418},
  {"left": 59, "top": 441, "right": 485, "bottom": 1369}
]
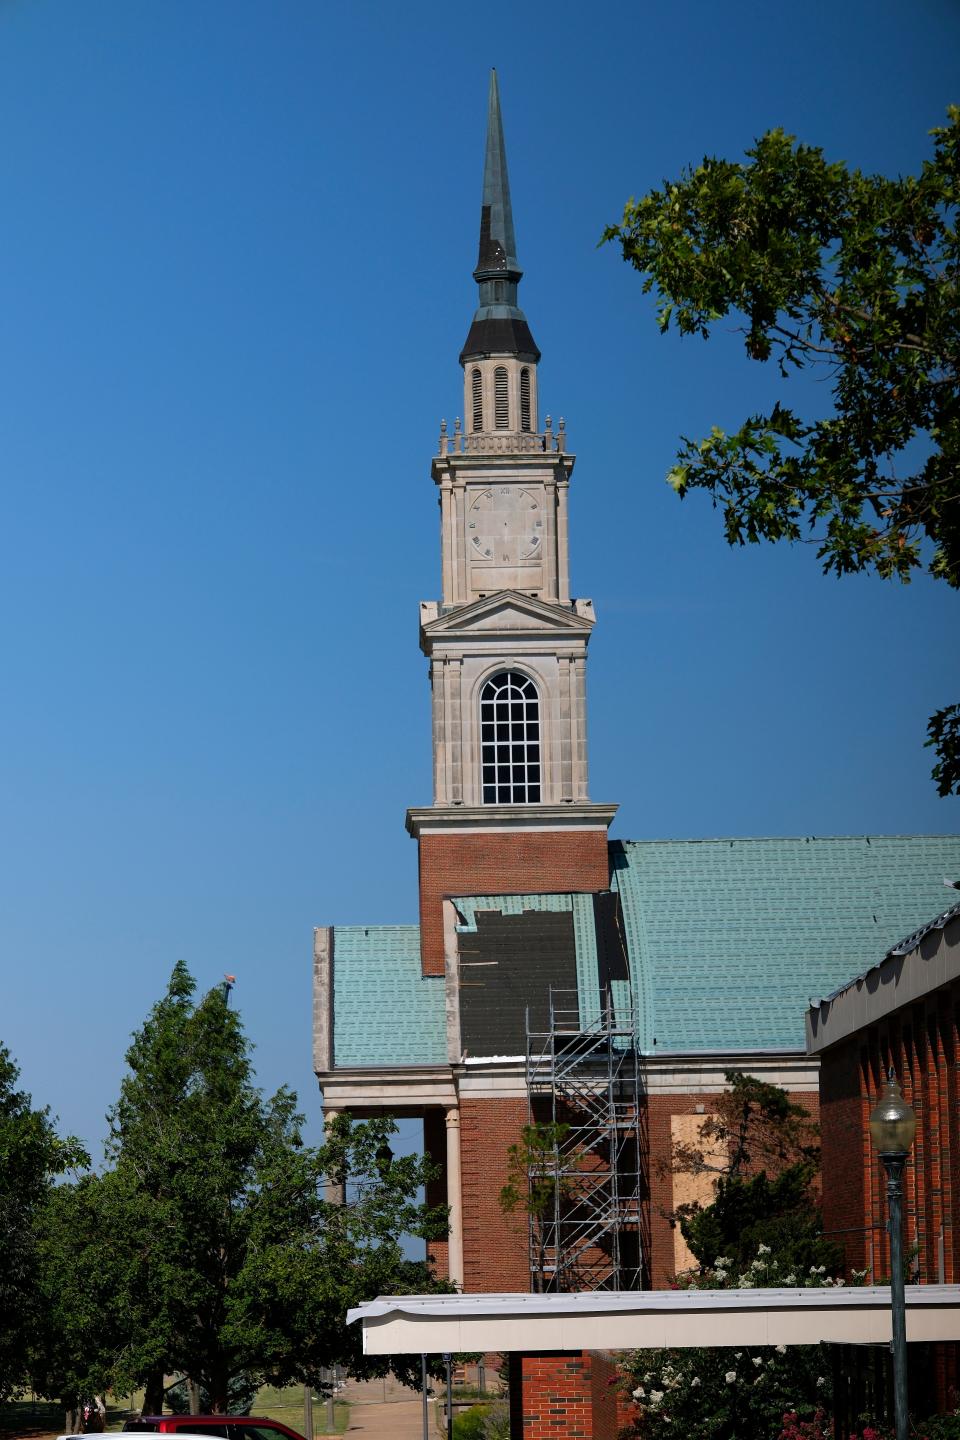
[{"left": 437, "top": 415, "right": 567, "bottom": 458}]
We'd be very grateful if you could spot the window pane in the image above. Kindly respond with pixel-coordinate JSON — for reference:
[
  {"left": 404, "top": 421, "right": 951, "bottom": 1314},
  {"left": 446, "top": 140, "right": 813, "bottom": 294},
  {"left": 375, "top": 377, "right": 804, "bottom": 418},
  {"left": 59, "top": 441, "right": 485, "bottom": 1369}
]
[{"left": 480, "top": 670, "right": 541, "bottom": 806}]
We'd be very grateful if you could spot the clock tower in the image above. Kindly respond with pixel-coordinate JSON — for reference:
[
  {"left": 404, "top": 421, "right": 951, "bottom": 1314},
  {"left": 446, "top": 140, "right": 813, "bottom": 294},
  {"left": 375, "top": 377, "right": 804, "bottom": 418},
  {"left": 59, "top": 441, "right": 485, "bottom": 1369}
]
[{"left": 406, "top": 72, "right": 617, "bottom": 974}]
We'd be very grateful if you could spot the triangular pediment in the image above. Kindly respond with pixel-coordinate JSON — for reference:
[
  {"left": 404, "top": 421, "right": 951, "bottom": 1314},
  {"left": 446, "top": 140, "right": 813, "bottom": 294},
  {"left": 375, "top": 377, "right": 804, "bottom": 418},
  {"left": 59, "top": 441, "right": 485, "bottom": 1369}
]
[{"left": 421, "top": 590, "right": 594, "bottom": 639}]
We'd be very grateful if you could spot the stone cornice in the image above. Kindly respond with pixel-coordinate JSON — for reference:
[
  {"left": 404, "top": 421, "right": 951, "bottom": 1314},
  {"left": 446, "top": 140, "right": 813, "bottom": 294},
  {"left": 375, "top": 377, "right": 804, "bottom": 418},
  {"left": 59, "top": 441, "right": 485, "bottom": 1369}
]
[
  {"left": 317, "top": 1064, "right": 457, "bottom": 1114},
  {"left": 420, "top": 590, "right": 594, "bottom": 644},
  {"left": 405, "top": 802, "right": 618, "bottom": 839},
  {"left": 431, "top": 450, "right": 575, "bottom": 485}
]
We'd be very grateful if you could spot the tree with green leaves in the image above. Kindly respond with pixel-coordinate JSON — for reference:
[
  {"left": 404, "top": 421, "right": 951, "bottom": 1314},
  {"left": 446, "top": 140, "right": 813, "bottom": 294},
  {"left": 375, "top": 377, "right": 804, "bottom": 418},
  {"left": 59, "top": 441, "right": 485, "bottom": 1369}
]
[
  {"left": 620, "top": 1076, "right": 846, "bottom": 1440},
  {"left": 0, "top": 1045, "right": 85, "bottom": 1402},
  {"left": 37, "top": 964, "right": 448, "bottom": 1414},
  {"left": 604, "top": 108, "right": 959, "bottom": 794},
  {"left": 664, "top": 1072, "right": 836, "bottom": 1279},
  {"left": 499, "top": 1121, "right": 583, "bottom": 1292},
  {"left": 668, "top": 1070, "right": 820, "bottom": 1184}
]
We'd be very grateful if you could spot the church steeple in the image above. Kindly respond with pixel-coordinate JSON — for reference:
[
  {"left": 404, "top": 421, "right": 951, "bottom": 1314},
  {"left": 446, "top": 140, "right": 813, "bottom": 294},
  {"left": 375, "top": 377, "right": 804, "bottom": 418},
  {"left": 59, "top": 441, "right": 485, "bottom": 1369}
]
[
  {"left": 406, "top": 67, "right": 616, "bottom": 957},
  {"left": 460, "top": 70, "right": 540, "bottom": 366},
  {"left": 475, "top": 68, "right": 519, "bottom": 280}
]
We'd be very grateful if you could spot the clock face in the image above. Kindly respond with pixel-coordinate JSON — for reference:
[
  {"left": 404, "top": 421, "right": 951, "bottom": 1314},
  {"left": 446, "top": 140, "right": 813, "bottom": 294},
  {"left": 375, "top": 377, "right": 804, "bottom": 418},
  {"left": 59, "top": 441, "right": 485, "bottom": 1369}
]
[{"left": 467, "top": 485, "right": 543, "bottom": 566}]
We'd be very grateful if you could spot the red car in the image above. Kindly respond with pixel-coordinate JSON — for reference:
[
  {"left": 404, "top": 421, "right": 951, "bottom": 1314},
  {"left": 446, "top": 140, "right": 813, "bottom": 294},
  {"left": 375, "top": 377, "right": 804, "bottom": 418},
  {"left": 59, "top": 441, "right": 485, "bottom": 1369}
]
[{"left": 124, "top": 1418, "right": 307, "bottom": 1440}]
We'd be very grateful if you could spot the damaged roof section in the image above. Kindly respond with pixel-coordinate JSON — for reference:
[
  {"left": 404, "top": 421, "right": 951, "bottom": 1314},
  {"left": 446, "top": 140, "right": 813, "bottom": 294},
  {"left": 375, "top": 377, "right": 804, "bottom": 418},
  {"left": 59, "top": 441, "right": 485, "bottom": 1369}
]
[{"left": 453, "top": 891, "right": 631, "bottom": 1048}]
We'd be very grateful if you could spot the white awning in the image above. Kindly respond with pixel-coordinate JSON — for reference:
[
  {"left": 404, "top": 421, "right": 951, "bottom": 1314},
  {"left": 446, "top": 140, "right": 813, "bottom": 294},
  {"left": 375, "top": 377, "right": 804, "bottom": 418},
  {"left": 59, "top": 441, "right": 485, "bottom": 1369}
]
[{"left": 348, "top": 1286, "right": 960, "bottom": 1355}]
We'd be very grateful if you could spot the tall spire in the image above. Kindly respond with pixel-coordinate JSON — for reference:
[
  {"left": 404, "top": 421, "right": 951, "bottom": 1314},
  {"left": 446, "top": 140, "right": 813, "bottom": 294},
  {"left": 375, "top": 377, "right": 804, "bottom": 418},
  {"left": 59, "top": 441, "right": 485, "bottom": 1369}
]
[
  {"left": 460, "top": 70, "right": 540, "bottom": 365},
  {"left": 475, "top": 69, "right": 519, "bottom": 279}
]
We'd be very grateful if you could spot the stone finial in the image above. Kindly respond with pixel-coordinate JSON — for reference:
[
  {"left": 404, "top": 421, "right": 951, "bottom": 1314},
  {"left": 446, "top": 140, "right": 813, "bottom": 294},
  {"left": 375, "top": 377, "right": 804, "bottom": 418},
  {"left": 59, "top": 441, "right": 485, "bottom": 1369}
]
[
  {"left": 439, "top": 418, "right": 448, "bottom": 456},
  {"left": 557, "top": 417, "right": 566, "bottom": 453}
]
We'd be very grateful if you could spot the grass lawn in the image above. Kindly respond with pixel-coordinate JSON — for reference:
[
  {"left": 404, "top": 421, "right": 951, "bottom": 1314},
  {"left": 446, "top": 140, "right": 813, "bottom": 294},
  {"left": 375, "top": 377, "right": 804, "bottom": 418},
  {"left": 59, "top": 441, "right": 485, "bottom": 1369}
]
[{"left": 254, "top": 1386, "right": 349, "bottom": 1437}]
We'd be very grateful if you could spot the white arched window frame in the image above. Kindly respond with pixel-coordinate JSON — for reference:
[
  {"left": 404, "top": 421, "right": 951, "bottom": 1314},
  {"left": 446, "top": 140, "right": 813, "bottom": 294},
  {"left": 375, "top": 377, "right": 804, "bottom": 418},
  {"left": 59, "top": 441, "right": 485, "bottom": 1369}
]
[{"left": 480, "top": 670, "right": 541, "bottom": 804}]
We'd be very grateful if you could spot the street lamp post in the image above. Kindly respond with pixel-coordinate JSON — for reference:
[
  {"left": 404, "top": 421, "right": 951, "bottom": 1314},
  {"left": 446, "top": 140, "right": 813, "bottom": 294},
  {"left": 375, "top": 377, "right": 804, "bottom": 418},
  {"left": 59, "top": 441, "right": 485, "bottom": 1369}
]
[{"left": 868, "top": 1070, "right": 917, "bottom": 1440}]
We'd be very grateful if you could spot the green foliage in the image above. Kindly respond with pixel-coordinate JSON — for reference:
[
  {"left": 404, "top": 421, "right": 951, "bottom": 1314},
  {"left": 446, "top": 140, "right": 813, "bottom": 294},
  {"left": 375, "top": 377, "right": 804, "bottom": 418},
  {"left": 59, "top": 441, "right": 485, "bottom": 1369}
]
[
  {"left": 499, "top": 1121, "right": 582, "bottom": 1292},
  {"left": 919, "top": 1412, "right": 960, "bottom": 1440},
  {"left": 498, "top": 1122, "right": 571, "bottom": 1220},
  {"left": 452, "top": 1401, "right": 510, "bottom": 1440},
  {"left": 0, "top": 1044, "right": 86, "bottom": 1402},
  {"left": 36, "top": 964, "right": 450, "bottom": 1413},
  {"left": 620, "top": 1248, "right": 851, "bottom": 1440},
  {"left": 453, "top": 1403, "right": 491, "bottom": 1440},
  {"left": 927, "top": 704, "right": 960, "bottom": 798},
  {"left": 679, "top": 1164, "right": 842, "bottom": 1279},
  {"left": 605, "top": 109, "right": 960, "bottom": 793},
  {"left": 670, "top": 1070, "right": 820, "bottom": 1183}
]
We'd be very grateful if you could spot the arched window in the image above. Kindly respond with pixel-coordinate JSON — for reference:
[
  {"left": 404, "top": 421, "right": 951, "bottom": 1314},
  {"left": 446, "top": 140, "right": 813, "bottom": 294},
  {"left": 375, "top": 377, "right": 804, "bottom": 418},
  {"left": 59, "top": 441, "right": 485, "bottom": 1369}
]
[
  {"left": 520, "top": 367, "right": 531, "bottom": 431},
  {"left": 480, "top": 671, "right": 541, "bottom": 804},
  {"left": 494, "top": 366, "right": 509, "bottom": 429},
  {"left": 471, "top": 368, "right": 483, "bottom": 432}
]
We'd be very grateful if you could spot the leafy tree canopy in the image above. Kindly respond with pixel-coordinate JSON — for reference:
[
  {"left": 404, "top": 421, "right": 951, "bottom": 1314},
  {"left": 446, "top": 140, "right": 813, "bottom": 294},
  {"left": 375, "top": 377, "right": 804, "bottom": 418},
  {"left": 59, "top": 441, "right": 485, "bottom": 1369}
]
[
  {"left": 666, "top": 1073, "right": 837, "bottom": 1280},
  {"left": 37, "top": 964, "right": 449, "bottom": 1415},
  {"left": 668, "top": 1070, "right": 820, "bottom": 1182},
  {"left": 0, "top": 1044, "right": 85, "bottom": 1402},
  {"left": 679, "top": 1165, "right": 842, "bottom": 1280},
  {"left": 604, "top": 109, "right": 960, "bottom": 793}
]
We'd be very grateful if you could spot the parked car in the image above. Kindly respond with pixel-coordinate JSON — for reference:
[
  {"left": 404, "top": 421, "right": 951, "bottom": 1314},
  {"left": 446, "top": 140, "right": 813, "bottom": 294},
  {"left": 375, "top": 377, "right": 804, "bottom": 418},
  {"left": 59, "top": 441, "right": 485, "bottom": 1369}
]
[{"left": 123, "top": 1420, "right": 307, "bottom": 1440}]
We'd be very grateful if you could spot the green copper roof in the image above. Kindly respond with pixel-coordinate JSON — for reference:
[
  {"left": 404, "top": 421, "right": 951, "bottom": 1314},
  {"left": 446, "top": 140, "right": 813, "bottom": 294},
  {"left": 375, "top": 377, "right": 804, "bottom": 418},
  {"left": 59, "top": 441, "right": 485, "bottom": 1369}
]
[
  {"left": 611, "top": 835, "right": 960, "bottom": 1053},
  {"left": 332, "top": 924, "right": 445, "bottom": 1068},
  {"left": 328, "top": 836, "right": 960, "bottom": 1070}
]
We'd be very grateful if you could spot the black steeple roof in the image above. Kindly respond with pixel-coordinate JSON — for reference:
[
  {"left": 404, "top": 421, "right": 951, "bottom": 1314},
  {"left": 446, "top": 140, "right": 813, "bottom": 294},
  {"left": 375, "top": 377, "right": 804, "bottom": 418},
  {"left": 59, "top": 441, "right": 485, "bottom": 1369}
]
[{"left": 460, "top": 71, "right": 540, "bottom": 366}]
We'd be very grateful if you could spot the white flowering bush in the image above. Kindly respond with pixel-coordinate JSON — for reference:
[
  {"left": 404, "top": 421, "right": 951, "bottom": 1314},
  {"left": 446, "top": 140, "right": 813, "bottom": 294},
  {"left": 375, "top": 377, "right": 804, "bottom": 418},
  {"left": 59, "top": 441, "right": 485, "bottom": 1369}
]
[{"left": 619, "top": 1247, "right": 865, "bottom": 1440}]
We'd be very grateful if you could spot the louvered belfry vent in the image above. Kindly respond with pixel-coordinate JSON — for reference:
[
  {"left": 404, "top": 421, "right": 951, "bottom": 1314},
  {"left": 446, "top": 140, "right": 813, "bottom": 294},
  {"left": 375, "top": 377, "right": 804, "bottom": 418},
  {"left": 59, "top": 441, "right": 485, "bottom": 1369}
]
[
  {"left": 494, "top": 366, "right": 509, "bottom": 429},
  {"left": 520, "top": 367, "right": 531, "bottom": 431},
  {"left": 471, "top": 368, "right": 483, "bottom": 431}
]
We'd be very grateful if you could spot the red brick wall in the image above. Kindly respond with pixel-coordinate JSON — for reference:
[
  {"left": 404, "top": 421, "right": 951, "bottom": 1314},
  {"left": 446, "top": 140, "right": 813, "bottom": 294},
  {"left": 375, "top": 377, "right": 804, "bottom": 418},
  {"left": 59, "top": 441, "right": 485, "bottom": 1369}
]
[
  {"left": 646, "top": 1088, "right": 821, "bottom": 1288},
  {"left": 820, "top": 981, "right": 960, "bottom": 1289},
  {"left": 819, "top": 1038, "right": 871, "bottom": 1272},
  {"left": 460, "top": 1097, "right": 530, "bottom": 1292},
  {"left": 512, "top": 1352, "right": 593, "bottom": 1440},
  {"left": 417, "top": 829, "right": 610, "bottom": 974},
  {"left": 818, "top": 980, "right": 960, "bottom": 1412},
  {"left": 589, "top": 1351, "right": 636, "bottom": 1440}
]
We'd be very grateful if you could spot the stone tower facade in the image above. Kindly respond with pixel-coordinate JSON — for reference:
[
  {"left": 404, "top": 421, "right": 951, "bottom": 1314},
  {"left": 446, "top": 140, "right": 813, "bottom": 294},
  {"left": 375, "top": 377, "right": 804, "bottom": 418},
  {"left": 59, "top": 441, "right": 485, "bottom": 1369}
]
[{"left": 406, "top": 71, "right": 616, "bottom": 976}]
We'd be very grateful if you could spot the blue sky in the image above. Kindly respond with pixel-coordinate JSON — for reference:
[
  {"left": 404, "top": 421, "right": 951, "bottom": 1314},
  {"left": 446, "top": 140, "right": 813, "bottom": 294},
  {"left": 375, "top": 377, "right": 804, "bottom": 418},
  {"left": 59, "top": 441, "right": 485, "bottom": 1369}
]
[{"left": 1, "top": 0, "right": 957, "bottom": 1156}]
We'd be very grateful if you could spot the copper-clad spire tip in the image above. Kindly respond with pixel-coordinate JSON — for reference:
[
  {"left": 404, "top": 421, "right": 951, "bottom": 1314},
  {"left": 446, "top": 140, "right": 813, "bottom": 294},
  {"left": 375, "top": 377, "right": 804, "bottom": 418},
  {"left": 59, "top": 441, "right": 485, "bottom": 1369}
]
[
  {"left": 460, "top": 70, "right": 539, "bottom": 365},
  {"left": 476, "top": 68, "right": 519, "bottom": 278}
]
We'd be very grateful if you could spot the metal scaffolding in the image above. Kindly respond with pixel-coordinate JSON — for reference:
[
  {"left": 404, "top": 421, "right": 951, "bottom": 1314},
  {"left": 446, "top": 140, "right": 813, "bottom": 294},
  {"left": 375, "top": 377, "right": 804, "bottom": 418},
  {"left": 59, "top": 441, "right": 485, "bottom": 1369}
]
[{"left": 525, "top": 986, "right": 646, "bottom": 1292}]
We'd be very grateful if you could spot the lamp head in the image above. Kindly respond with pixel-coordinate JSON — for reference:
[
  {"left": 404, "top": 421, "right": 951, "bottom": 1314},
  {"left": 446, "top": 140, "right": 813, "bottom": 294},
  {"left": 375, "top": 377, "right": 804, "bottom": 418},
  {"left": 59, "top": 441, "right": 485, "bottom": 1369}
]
[{"left": 868, "top": 1070, "right": 917, "bottom": 1157}]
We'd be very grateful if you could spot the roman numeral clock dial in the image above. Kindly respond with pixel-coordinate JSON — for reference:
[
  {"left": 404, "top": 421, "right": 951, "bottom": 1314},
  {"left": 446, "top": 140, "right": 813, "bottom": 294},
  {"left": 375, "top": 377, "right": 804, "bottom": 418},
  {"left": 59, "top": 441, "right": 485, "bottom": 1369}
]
[{"left": 467, "top": 485, "right": 544, "bottom": 594}]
